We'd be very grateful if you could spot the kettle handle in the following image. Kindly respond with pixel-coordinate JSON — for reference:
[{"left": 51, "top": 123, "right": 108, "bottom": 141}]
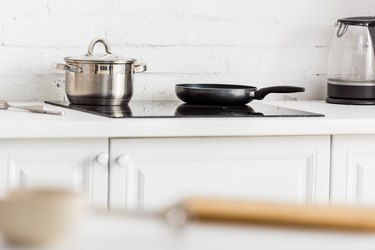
[{"left": 336, "top": 23, "right": 349, "bottom": 37}]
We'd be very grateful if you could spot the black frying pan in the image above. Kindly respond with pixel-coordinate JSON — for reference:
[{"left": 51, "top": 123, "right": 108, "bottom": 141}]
[{"left": 175, "top": 84, "right": 305, "bottom": 105}]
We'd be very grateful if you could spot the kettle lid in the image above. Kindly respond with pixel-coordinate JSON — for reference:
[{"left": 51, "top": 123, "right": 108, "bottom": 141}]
[{"left": 338, "top": 16, "right": 375, "bottom": 26}]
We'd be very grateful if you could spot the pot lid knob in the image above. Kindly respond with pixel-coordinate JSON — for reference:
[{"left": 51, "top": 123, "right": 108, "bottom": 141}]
[{"left": 87, "top": 38, "right": 112, "bottom": 56}]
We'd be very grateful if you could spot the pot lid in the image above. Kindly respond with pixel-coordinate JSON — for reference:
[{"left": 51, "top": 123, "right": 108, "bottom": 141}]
[
  {"left": 64, "top": 38, "right": 136, "bottom": 64},
  {"left": 338, "top": 16, "right": 375, "bottom": 26}
]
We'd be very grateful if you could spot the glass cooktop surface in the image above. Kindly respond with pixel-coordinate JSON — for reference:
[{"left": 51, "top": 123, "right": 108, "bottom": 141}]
[{"left": 45, "top": 100, "right": 324, "bottom": 118}]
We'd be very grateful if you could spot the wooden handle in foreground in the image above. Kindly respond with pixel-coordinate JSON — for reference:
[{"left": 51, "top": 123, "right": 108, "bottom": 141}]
[{"left": 182, "top": 197, "right": 375, "bottom": 231}]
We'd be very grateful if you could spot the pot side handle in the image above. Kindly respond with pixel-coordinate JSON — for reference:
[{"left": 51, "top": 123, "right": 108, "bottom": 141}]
[
  {"left": 254, "top": 86, "right": 305, "bottom": 100},
  {"left": 133, "top": 63, "right": 147, "bottom": 74},
  {"left": 55, "top": 63, "right": 82, "bottom": 73}
]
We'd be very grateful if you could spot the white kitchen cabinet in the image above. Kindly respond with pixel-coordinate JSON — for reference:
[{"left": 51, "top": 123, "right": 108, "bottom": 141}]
[
  {"left": 331, "top": 135, "right": 375, "bottom": 205},
  {"left": 0, "top": 139, "right": 109, "bottom": 208},
  {"left": 109, "top": 136, "right": 330, "bottom": 211}
]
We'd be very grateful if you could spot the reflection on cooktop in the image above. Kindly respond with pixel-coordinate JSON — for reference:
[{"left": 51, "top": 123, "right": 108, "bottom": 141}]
[
  {"left": 175, "top": 104, "right": 264, "bottom": 117},
  {"left": 45, "top": 100, "right": 324, "bottom": 118},
  {"left": 67, "top": 105, "right": 133, "bottom": 117}
]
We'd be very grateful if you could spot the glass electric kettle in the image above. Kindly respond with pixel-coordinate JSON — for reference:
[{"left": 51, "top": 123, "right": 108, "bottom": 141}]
[{"left": 327, "top": 16, "right": 375, "bottom": 104}]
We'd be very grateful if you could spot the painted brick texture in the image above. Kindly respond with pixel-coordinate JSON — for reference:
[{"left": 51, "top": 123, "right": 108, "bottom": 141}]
[{"left": 0, "top": 0, "right": 373, "bottom": 101}]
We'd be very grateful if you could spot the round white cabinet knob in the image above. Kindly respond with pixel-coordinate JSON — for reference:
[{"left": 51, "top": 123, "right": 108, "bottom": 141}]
[
  {"left": 95, "top": 152, "right": 109, "bottom": 166},
  {"left": 116, "top": 154, "right": 129, "bottom": 167}
]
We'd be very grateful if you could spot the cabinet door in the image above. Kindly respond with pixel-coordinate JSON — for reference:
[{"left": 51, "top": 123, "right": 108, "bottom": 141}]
[
  {"left": 110, "top": 136, "right": 330, "bottom": 210},
  {"left": 0, "top": 139, "right": 109, "bottom": 208},
  {"left": 331, "top": 135, "right": 375, "bottom": 205}
]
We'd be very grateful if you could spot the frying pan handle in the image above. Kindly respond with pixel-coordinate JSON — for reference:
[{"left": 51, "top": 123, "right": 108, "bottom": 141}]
[{"left": 254, "top": 86, "right": 305, "bottom": 100}]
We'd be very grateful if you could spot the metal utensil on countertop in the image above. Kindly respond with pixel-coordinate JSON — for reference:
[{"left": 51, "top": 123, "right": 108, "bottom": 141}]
[{"left": 0, "top": 100, "right": 64, "bottom": 115}]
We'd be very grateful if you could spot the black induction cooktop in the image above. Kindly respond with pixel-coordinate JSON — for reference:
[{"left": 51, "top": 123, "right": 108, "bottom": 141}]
[{"left": 45, "top": 100, "right": 324, "bottom": 118}]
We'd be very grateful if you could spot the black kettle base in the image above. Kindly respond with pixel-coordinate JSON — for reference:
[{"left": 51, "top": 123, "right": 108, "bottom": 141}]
[{"left": 326, "top": 97, "right": 375, "bottom": 105}]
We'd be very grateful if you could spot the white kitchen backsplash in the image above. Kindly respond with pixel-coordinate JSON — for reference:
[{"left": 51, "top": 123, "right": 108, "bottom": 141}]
[{"left": 0, "top": 0, "right": 373, "bottom": 102}]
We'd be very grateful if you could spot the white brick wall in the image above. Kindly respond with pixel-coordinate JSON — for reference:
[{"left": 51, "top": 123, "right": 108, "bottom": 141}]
[{"left": 0, "top": 0, "right": 374, "bottom": 102}]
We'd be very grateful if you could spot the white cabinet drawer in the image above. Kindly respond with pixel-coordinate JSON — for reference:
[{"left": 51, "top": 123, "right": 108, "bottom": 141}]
[
  {"left": 331, "top": 135, "right": 375, "bottom": 205},
  {"left": 110, "top": 136, "right": 330, "bottom": 210},
  {"left": 0, "top": 139, "right": 109, "bottom": 208}
]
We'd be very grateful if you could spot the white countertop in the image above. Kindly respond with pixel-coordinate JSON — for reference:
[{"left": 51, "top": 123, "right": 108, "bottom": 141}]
[{"left": 1, "top": 100, "right": 375, "bottom": 138}]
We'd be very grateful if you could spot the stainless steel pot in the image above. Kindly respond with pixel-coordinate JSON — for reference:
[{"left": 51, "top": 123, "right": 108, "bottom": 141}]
[{"left": 57, "top": 38, "right": 147, "bottom": 105}]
